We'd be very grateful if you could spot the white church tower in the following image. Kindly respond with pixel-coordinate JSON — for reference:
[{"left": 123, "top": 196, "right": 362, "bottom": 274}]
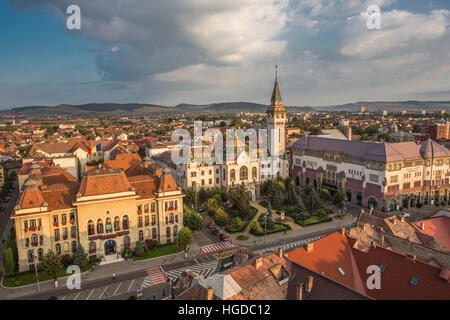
[
  {"left": 267, "top": 65, "right": 287, "bottom": 157},
  {"left": 265, "top": 65, "right": 288, "bottom": 179}
]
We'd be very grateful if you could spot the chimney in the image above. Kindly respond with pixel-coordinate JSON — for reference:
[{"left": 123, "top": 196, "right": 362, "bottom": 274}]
[
  {"left": 412, "top": 254, "right": 416, "bottom": 262},
  {"left": 341, "top": 228, "right": 346, "bottom": 236},
  {"left": 207, "top": 287, "right": 214, "bottom": 300},
  {"left": 401, "top": 216, "right": 405, "bottom": 222},
  {"left": 278, "top": 247, "right": 283, "bottom": 258},
  {"left": 296, "top": 282, "right": 303, "bottom": 300},
  {"left": 306, "top": 242, "right": 314, "bottom": 253},
  {"left": 306, "top": 276, "right": 314, "bottom": 293},
  {"left": 381, "top": 235, "right": 385, "bottom": 246},
  {"left": 255, "top": 257, "right": 263, "bottom": 269},
  {"left": 371, "top": 241, "right": 377, "bottom": 249},
  {"left": 420, "top": 222, "right": 425, "bottom": 230}
]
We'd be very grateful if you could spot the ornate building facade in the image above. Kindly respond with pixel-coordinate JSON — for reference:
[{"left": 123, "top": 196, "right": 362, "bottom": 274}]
[
  {"left": 12, "top": 163, "right": 183, "bottom": 272},
  {"left": 291, "top": 136, "right": 450, "bottom": 211}
]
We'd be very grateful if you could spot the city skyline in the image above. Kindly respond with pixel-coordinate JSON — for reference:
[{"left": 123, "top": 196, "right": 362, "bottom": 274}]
[{"left": 1, "top": 0, "right": 450, "bottom": 109}]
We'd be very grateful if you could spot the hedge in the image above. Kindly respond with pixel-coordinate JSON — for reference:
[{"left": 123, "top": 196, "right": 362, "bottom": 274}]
[
  {"left": 250, "top": 223, "right": 291, "bottom": 236},
  {"left": 295, "top": 215, "right": 332, "bottom": 226}
]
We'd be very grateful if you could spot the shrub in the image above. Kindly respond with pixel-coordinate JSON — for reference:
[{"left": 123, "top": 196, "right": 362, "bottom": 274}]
[
  {"left": 145, "top": 239, "right": 156, "bottom": 250},
  {"left": 237, "top": 234, "right": 248, "bottom": 240},
  {"left": 435, "top": 201, "right": 440, "bottom": 207},
  {"left": 73, "top": 244, "right": 89, "bottom": 267},
  {"left": 134, "top": 241, "right": 145, "bottom": 256},
  {"left": 122, "top": 246, "right": 132, "bottom": 258},
  {"left": 230, "top": 217, "right": 244, "bottom": 230},
  {"left": 319, "top": 188, "right": 331, "bottom": 201},
  {"left": 333, "top": 192, "right": 345, "bottom": 208},
  {"left": 61, "top": 254, "right": 73, "bottom": 267},
  {"left": 259, "top": 200, "right": 269, "bottom": 208},
  {"left": 416, "top": 202, "right": 423, "bottom": 208}
]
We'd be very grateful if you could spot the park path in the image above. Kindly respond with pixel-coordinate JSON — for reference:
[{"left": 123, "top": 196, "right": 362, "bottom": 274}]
[{"left": 243, "top": 202, "right": 267, "bottom": 234}]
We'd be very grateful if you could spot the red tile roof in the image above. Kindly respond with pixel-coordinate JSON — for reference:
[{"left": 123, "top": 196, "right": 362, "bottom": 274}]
[{"left": 413, "top": 217, "right": 450, "bottom": 251}]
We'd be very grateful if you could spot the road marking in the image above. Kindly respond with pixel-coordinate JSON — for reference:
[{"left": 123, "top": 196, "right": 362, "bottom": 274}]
[
  {"left": 85, "top": 289, "right": 95, "bottom": 300},
  {"left": 113, "top": 282, "right": 122, "bottom": 296},
  {"left": 194, "top": 259, "right": 198, "bottom": 264},
  {"left": 99, "top": 286, "right": 109, "bottom": 300},
  {"left": 73, "top": 292, "right": 81, "bottom": 300},
  {"left": 127, "top": 279, "right": 135, "bottom": 292}
]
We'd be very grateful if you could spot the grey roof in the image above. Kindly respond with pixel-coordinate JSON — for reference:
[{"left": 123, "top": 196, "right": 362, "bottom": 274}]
[{"left": 291, "top": 136, "right": 450, "bottom": 162}]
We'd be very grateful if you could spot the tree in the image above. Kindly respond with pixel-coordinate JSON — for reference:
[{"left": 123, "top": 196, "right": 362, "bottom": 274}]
[
  {"left": 205, "top": 197, "right": 220, "bottom": 216},
  {"left": 134, "top": 241, "right": 145, "bottom": 256},
  {"left": 333, "top": 191, "right": 346, "bottom": 209},
  {"left": 306, "top": 188, "right": 322, "bottom": 211},
  {"left": 41, "top": 250, "right": 63, "bottom": 282},
  {"left": 177, "top": 227, "right": 193, "bottom": 250},
  {"left": 73, "top": 244, "right": 88, "bottom": 267},
  {"left": 184, "top": 187, "right": 196, "bottom": 208},
  {"left": 230, "top": 217, "right": 244, "bottom": 230},
  {"left": 183, "top": 206, "right": 204, "bottom": 231},
  {"left": 293, "top": 198, "right": 308, "bottom": 221},
  {"left": 228, "top": 184, "right": 252, "bottom": 219},
  {"left": 2, "top": 248, "right": 15, "bottom": 275},
  {"left": 319, "top": 188, "right": 331, "bottom": 201},
  {"left": 5, "top": 237, "right": 18, "bottom": 264},
  {"left": 267, "top": 202, "right": 273, "bottom": 218},
  {"left": 213, "top": 209, "right": 229, "bottom": 229}
]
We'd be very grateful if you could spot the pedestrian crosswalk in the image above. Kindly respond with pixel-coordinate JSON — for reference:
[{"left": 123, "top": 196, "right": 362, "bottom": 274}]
[
  {"left": 200, "top": 241, "right": 237, "bottom": 255},
  {"left": 165, "top": 260, "right": 219, "bottom": 283},
  {"left": 255, "top": 236, "right": 322, "bottom": 254},
  {"left": 142, "top": 266, "right": 167, "bottom": 288}
]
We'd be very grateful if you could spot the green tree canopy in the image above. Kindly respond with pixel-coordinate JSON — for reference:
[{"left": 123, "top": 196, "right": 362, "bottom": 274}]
[
  {"left": 183, "top": 206, "right": 205, "bottom": 231},
  {"left": 73, "top": 244, "right": 88, "bottom": 267},
  {"left": 2, "top": 247, "right": 15, "bottom": 275},
  {"left": 213, "top": 209, "right": 229, "bottom": 229},
  {"left": 177, "top": 227, "right": 193, "bottom": 250},
  {"left": 41, "top": 250, "right": 63, "bottom": 281}
]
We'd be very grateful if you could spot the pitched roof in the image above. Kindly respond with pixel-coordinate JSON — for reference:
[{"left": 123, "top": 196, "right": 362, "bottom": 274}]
[
  {"left": 158, "top": 168, "right": 178, "bottom": 193},
  {"left": 412, "top": 217, "right": 450, "bottom": 251},
  {"left": 78, "top": 169, "right": 133, "bottom": 197},
  {"left": 292, "top": 136, "right": 450, "bottom": 162}
]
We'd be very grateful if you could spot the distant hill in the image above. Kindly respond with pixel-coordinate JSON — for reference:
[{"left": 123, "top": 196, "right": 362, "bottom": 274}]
[{"left": 2, "top": 100, "right": 450, "bottom": 117}]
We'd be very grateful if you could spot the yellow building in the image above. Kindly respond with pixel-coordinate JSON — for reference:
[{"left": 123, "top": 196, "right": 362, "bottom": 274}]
[{"left": 12, "top": 163, "right": 183, "bottom": 272}]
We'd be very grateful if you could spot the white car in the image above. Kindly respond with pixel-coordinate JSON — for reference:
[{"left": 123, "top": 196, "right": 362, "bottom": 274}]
[{"left": 398, "top": 213, "right": 410, "bottom": 218}]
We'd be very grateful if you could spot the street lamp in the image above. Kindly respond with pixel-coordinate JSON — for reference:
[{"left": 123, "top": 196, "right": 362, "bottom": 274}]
[{"left": 31, "top": 249, "right": 40, "bottom": 292}]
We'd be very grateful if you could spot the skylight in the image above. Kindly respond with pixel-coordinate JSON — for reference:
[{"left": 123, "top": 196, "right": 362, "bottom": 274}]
[
  {"left": 410, "top": 277, "right": 419, "bottom": 287},
  {"left": 337, "top": 267, "right": 346, "bottom": 276},
  {"left": 380, "top": 264, "right": 386, "bottom": 273}
]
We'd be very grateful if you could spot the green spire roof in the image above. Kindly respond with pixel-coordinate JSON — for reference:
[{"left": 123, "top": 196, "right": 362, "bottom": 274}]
[{"left": 271, "top": 80, "right": 283, "bottom": 106}]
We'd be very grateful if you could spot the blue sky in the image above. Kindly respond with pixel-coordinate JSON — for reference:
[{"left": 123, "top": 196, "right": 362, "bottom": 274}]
[{"left": 0, "top": 0, "right": 449, "bottom": 109}]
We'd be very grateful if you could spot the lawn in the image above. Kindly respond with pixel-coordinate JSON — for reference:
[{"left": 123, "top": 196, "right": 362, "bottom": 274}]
[
  {"left": 2, "top": 263, "right": 94, "bottom": 288},
  {"left": 134, "top": 244, "right": 179, "bottom": 261},
  {"left": 295, "top": 215, "right": 332, "bottom": 226},
  {"left": 250, "top": 222, "right": 291, "bottom": 236}
]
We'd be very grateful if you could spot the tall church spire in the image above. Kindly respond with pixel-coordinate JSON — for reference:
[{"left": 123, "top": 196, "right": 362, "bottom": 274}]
[{"left": 271, "top": 65, "right": 283, "bottom": 106}]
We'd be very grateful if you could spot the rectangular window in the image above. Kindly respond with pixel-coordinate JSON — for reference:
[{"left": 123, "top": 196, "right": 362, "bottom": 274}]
[{"left": 390, "top": 175, "right": 398, "bottom": 183}]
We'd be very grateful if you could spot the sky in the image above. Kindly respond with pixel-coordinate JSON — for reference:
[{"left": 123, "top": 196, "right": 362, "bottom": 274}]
[{"left": 0, "top": 0, "right": 449, "bottom": 109}]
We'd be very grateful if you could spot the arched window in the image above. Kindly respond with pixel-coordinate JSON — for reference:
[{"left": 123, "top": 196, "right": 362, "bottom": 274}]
[
  {"left": 38, "top": 248, "right": 43, "bottom": 261},
  {"left": 230, "top": 169, "right": 235, "bottom": 180},
  {"left": 114, "top": 216, "right": 120, "bottom": 231},
  {"left": 31, "top": 234, "right": 38, "bottom": 246},
  {"left": 169, "top": 213, "right": 174, "bottom": 223},
  {"left": 240, "top": 166, "right": 248, "bottom": 180},
  {"left": 88, "top": 220, "right": 95, "bottom": 235},
  {"left": 105, "top": 218, "right": 112, "bottom": 233},
  {"left": 139, "top": 230, "right": 144, "bottom": 240},
  {"left": 97, "top": 219, "right": 104, "bottom": 234},
  {"left": 124, "top": 236, "right": 130, "bottom": 247},
  {"left": 56, "top": 244, "right": 61, "bottom": 255},
  {"left": 252, "top": 167, "right": 257, "bottom": 179},
  {"left": 152, "top": 228, "right": 157, "bottom": 240},
  {"left": 174, "top": 225, "right": 178, "bottom": 236},
  {"left": 89, "top": 241, "right": 96, "bottom": 251},
  {"left": 166, "top": 227, "right": 171, "bottom": 237},
  {"left": 123, "top": 215, "right": 129, "bottom": 230}
]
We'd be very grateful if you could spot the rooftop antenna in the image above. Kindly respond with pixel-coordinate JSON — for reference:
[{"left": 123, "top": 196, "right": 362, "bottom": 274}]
[{"left": 275, "top": 64, "right": 278, "bottom": 81}]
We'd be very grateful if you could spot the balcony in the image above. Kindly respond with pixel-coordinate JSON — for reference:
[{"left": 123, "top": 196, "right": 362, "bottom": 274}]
[
  {"left": 28, "top": 258, "right": 34, "bottom": 263},
  {"left": 29, "top": 226, "right": 36, "bottom": 232},
  {"left": 71, "top": 233, "right": 77, "bottom": 239},
  {"left": 169, "top": 219, "right": 174, "bottom": 224},
  {"left": 152, "top": 234, "right": 157, "bottom": 240},
  {"left": 54, "top": 237, "right": 60, "bottom": 242},
  {"left": 63, "top": 235, "right": 68, "bottom": 240},
  {"left": 62, "top": 221, "right": 67, "bottom": 226},
  {"left": 137, "top": 209, "right": 142, "bottom": 215},
  {"left": 166, "top": 234, "right": 171, "bottom": 238},
  {"left": 89, "top": 249, "right": 96, "bottom": 254},
  {"left": 31, "top": 242, "right": 38, "bottom": 247},
  {"left": 151, "top": 221, "right": 156, "bottom": 226},
  {"left": 38, "top": 256, "right": 43, "bottom": 261},
  {"left": 53, "top": 222, "right": 59, "bottom": 227},
  {"left": 151, "top": 209, "right": 156, "bottom": 213},
  {"left": 69, "top": 219, "right": 75, "bottom": 225}
]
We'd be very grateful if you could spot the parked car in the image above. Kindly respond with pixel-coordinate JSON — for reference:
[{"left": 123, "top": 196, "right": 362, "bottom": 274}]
[
  {"left": 219, "top": 233, "right": 230, "bottom": 241},
  {"left": 211, "top": 227, "right": 220, "bottom": 235},
  {"left": 207, "top": 222, "right": 215, "bottom": 230},
  {"left": 398, "top": 212, "right": 411, "bottom": 218}
]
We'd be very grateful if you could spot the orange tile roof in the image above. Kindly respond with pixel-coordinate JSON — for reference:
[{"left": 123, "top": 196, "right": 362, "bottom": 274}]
[
  {"left": 413, "top": 217, "right": 450, "bottom": 251},
  {"left": 286, "top": 231, "right": 366, "bottom": 293},
  {"left": 79, "top": 170, "right": 132, "bottom": 197}
]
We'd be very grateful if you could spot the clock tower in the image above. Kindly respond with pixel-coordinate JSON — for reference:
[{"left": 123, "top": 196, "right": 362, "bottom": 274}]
[{"left": 266, "top": 65, "right": 286, "bottom": 157}]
